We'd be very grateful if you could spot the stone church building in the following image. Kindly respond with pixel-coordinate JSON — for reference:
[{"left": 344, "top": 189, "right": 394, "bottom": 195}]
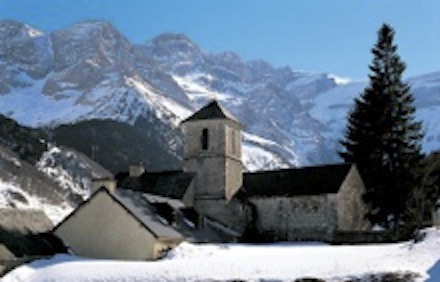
[
  {"left": 55, "top": 101, "right": 370, "bottom": 260},
  {"left": 122, "top": 101, "right": 369, "bottom": 241},
  {"left": 180, "top": 101, "right": 369, "bottom": 241}
]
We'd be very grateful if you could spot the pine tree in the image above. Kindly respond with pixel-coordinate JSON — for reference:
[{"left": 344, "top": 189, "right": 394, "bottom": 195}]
[{"left": 340, "top": 23, "right": 424, "bottom": 228}]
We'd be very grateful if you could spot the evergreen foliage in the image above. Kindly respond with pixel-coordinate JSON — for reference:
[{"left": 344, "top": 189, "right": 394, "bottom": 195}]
[
  {"left": 0, "top": 114, "right": 48, "bottom": 164},
  {"left": 340, "top": 24, "right": 424, "bottom": 228},
  {"left": 408, "top": 151, "right": 440, "bottom": 225}
]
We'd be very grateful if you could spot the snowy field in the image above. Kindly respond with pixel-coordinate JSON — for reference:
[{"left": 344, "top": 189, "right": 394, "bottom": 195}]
[{"left": 3, "top": 228, "right": 440, "bottom": 282}]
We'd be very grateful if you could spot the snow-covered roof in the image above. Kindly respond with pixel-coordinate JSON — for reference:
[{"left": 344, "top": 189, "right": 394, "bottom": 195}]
[
  {"left": 54, "top": 187, "right": 184, "bottom": 241},
  {"left": 113, "top": 189, "right": 184, "bottom": 240}
]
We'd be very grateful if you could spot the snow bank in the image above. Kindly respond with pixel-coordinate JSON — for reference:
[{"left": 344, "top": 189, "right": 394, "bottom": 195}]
[{"left": 3, "top": 228, "right": 440, "bottom": 281}]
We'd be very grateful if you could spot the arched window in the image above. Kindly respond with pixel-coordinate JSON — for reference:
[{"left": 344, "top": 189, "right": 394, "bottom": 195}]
[{"left": 201, "top": 128, "right": 209, "bottom": 150}]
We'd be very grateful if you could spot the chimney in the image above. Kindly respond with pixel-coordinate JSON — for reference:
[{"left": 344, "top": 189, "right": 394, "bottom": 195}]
[
  {"left": 92, "top": 178, "right": 117, "bottom": 194},
  {"left": 129, "top": 162, "right": 146, "bottom": 177}
]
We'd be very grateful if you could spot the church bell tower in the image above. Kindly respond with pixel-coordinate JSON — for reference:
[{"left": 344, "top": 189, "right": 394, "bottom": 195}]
[{"left": 181, "top": 101, "right": 243, "bottom": 203}]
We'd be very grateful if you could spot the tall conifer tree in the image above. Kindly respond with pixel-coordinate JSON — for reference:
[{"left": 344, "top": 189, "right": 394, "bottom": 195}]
[{"left": 340, "top": 24, "right": 424, "bottom": 227}]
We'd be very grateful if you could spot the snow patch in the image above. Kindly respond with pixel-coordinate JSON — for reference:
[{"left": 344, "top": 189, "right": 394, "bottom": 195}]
[
  {"left": 327, "top": 73, "right": 352, "bottom": 85},
  {"left": 243, "top": 142, "right": 289, "bottom": 172},
  {"left": 173, "top": 74, "right": 235, "bottom": 105},
  {"left": 0, "top": 181, "right": 73, "bottom": 224}
]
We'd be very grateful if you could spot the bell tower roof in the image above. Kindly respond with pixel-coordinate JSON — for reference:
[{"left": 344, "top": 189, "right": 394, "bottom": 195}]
[{"left": 182, "top": 100, "right": 240, "bottom": 125}]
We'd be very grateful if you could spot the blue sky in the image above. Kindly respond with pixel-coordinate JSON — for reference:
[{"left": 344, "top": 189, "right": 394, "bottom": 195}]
[{"left": 0, "top": 0, "right": 438, "bottom": 80}]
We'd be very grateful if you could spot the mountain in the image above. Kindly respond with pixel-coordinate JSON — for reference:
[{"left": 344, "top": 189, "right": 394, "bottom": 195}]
[
  {"left": 0, "top": 143, "right": 112, "bottom": 223},
  {"left": 51, "top": 118, "right": 182, "bottom": 173},
  {"left": 0, "top": 114, "right": 48, "bottom": 163},
  {"left": 0, "top": 20, "right": 439, "bottom": 172},
  {"left": 0, "top": 114, "right": 112, "bottom": 222}
]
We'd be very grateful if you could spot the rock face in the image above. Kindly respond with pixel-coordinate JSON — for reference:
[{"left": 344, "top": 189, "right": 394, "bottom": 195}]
[
  {"left": 0, "top": 114, "right": 113, "bottom": 220},
  {"left": 0, "top": 20, "right": 439, "bottom": 171}
]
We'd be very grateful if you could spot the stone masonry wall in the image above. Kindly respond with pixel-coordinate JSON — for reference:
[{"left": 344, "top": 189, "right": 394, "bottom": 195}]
[
  {"left": 183, "top": 119, "right": 242, "bottom": 201},
  {"left": 336, "top": 167, "right": 370, "bottom": 231},
  {"left": 251, "top": 195, "right": 337, "bottom": 241},
  {"left": 194, "top": 198, "right": 249, "bottom": 235}
]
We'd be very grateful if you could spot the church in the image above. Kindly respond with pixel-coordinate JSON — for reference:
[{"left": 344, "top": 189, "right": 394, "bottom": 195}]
[{"left": 54, "top": 101, "right": 370, "bottom": 260}]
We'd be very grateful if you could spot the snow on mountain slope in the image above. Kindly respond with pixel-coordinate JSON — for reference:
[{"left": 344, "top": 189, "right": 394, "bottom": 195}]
[
  {"left": 0, "top": 142, "right": 111, "bottom": 224},
  {"left": 309, "top": 74, "right": 440, "bottom": 154},
  {"left": 37, "top": 145, "right": 113, "bottom": 202},
  {"left": 0, "top": 181, "right": 73, "bottom": 224},
  {"left": 0, "top": 20, "right": 439, "bottom": 172}
]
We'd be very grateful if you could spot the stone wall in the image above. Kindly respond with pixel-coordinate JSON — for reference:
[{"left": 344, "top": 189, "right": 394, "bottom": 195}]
[
  {"left": 182, "top": 119, "right": 241, "bottom": 164},
  {"left": 250, "top": 195, "right": 337, "bottom": 241},
  {"left": 336, "top": 166, "right": 370, "bottom": 231},
  {"left": 183, "top": 118, "right": 242, "bottom": 202},
  {"left": 194, "top": 198, "right": 249, "bottom": 235},
  {"left": 225, "top": 159, "right": 243, "bottom": 200},
  {"left": 188, "top": 157, "right": 227, "bottom": 198}
]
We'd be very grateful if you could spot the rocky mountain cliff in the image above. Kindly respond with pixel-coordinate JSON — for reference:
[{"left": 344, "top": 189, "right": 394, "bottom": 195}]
[
  {"left": 0, "top": 114, "right": 112, "bottom": 222},
  {"left": 0, "top": 20, "right": 439, "bottom": 172}
]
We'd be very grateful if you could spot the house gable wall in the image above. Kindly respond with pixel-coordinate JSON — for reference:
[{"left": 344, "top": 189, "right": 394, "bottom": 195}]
[
  {"left": 54, "top": 191, "right": 160, "bottom": 260},
  {"left": 336, "top": 166, "right": 370, "bottom": 231}
]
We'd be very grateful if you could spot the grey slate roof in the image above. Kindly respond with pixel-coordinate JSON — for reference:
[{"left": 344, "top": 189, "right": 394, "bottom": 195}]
[
  {"left": 239, "top": 163, "right": 353, "bottom": 198},
  {"left": 53, "top": 187, "right": 184, "bottom": 241},
  {"left": 119, "top": 170, "right": 194, "bottom": 200},
  {"left": 0, "top": 209, "right": 65, "bottom": 259},
  {"left": 0, "top": 209, "right": 53, "bottom": 234},
  {"left": 182, "top": 100, "right": 240, "bottom": 124},
  {"left": 104, "top": 189, "right": 183, "bottom": 240}
]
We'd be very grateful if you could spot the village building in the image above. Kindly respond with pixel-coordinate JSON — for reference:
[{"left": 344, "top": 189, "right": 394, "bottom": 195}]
[
  {"left": 178, "top": 100, "right": 369, "bottom": 241},
  {"left": 54, "top": 100, "right": 370, "bottom": 260},
  {"left": 0, "top": 209, "right": 65, "bottom": 275},
  {"left": 53, "top": 186, "right": 185, "bottom": 260}
]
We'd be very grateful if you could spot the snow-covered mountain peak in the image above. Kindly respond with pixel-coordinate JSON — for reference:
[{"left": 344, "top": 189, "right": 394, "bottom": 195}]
[
  {"left": 145, "top": 33, "right": 203, "bottom": 62},
  {"left": 50, "top": 20, "right": 132, "bottom": 71},
  {"left": 214, "top": 51, "right": 243, "bottom": 64},
  {"left": 0, "top": 20, "right": 439, "bottom": 172},
  {"left": 0, "top": 20, "right": 43, "bottom": 40},
  {"left": 66, "top": 20, "right": 116, "bottom": 34},
  {"left": 148, "top": 33, "right": 201, "bottom": 53},
  {"left": 326, "top": 74, "right": 352, "bottom": 85}
]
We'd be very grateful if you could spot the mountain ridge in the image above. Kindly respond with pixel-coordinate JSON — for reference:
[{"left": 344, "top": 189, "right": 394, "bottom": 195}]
[{"left": 0, "top": 20, "right": 439, "bottom": 171}]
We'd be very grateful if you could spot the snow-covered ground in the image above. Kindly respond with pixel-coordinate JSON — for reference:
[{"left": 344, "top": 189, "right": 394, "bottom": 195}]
[{"left": 3, "top": 228, "right": 440, "bottom": 282}]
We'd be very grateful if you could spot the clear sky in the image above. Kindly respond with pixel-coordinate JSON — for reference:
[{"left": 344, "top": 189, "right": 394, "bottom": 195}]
[{"left": 0, "top": 0, "right": 438, "bottom": 80}]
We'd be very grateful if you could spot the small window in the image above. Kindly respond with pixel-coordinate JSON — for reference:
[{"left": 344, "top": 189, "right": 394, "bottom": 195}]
[
  {"left": 201, "top": 128, "right": 209, "bottom": 150},
  {"left": 231, "top": 129, "right": 237, "bottom": 155}
]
